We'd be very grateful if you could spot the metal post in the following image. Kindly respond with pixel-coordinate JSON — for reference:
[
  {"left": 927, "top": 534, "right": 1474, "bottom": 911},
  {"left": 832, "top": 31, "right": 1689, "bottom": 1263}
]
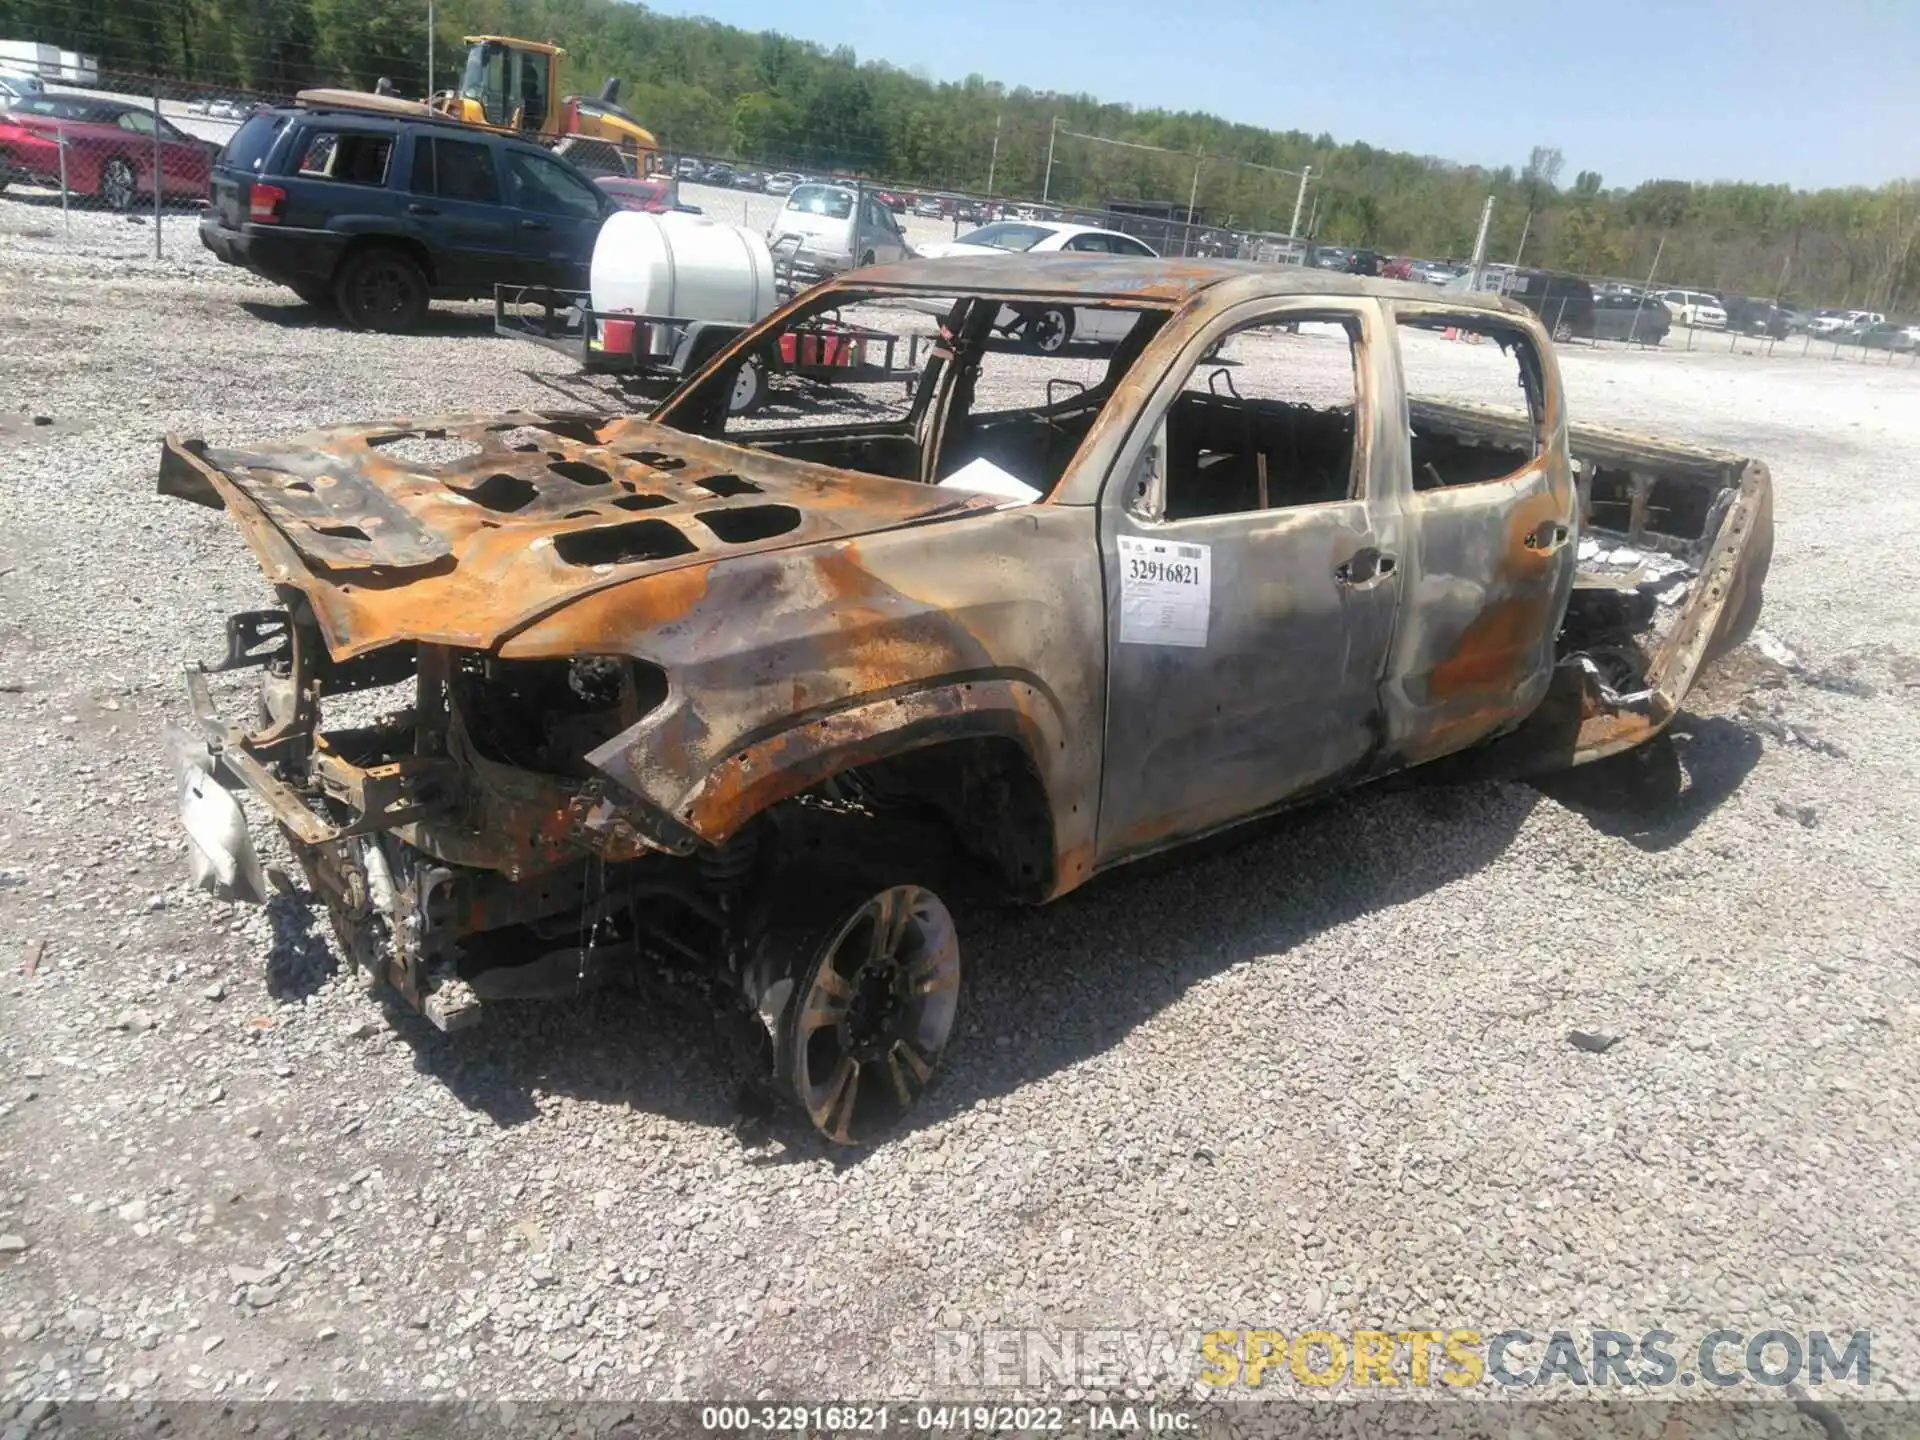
[
  {"left": 1767, "top": 255, "right": 1790, "bottom": 359},
  {"left": 1186, "top": 151, "right": 1202, "bottom": 257},
  {"left": 1042, "top": 117, "right": 1059, "bottom": 204},
  {"left": 1512, "top": 209, "right": 1532, "bottom": 268},
  {"left": 152, "top": 85, "right": 163, "bottom": 259},
  {"left": 1289, "top": 164, "right": 1310, "bottom": 239},
  {"left": 427, "top": 0, "right": 435, "bottom": 98},
  {"left": 1467, "top": 195, "right": 1495, "bottom": 290},
  {"left": 986, "top": 113, "right": 1000, "bottom": 196},
  {"left": 57, "top": 123, "right": 69, "bottom": 239}
]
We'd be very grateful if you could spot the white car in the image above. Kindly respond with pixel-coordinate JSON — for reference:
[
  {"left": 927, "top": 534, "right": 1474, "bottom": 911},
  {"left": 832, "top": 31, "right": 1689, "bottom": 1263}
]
[
  {"left": 764, "top": 172, "right": 800, "bottom": 197},
  {"left": 1840, "top": 309, "right": 1888, "bottom": 337},
  {"left": 908, "top": 221, "right": 1160, "bottom": 351},
  {"left": 767, "top": 182, "right": 912, "bottom": 278},
  {"left": 0, "top": 68, "right": 42, "bottom": 104},
  {"left": 1655, "top": 289, "right": 1728, "bottom": 329},
  {"left": 1805, "top": 307, "right": 1882, "bottom": 338}
]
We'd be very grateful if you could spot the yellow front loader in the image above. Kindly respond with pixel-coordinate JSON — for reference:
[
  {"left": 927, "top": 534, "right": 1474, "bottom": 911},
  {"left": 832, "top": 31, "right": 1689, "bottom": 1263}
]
[{"left": 430, "top": 36, "right": 660, "bottom": 174}]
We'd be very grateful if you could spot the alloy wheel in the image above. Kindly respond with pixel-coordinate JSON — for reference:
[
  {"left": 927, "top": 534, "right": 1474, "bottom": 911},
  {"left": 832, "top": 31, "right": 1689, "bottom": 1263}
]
[
  {"left": 101, "top": 158, "right": 137, "bottom": 212},
  {"left": 787, "top": 883, "right": 961, "bottom": 1144}
]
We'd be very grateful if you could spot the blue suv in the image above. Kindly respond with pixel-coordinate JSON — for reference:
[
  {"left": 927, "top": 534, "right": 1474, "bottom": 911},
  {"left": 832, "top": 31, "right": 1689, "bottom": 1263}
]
[{"left": 200, "top": 100, "right": 612, "bottom": 332}]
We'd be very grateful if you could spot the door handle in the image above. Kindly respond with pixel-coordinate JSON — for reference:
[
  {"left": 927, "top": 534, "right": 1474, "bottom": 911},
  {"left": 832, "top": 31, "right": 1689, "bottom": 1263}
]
[
  {"left": 406, "top": 203, "right": 439, "bottom": 216},
  {"left": 520, "top": 218, "right": 550, "bottom": 231},
  {"left": 1525, "top": 521, "right": 1571, "bottom": 552},
  {"left": 1335, "top": 548, "right": 1397, "bottom": 587}
]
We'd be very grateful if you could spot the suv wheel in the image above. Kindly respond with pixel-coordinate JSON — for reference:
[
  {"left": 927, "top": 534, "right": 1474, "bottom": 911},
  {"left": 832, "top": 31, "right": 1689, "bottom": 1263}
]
[
  {"left": 750, "top": 862, "right": 963, "bottom": 1145},
  {"left": 335, "top": 247, "right": 430, "bottom": 333},
  {"left": 99, "top": 157, "right": 138, "bottom": 212}
]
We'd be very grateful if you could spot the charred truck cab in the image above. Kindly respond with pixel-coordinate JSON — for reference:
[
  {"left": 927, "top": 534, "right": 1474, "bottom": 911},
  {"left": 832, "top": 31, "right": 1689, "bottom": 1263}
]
[{"left": 160, "top": 260, "right": 1773, "bottom": 1143}]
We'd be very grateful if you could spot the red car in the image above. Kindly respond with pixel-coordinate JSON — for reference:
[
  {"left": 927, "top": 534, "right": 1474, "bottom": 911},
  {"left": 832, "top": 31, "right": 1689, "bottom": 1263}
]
[
  {"left": 0, "top": 94, "right": 216, "bottom": 211},
  {"left": 592, "top": 174, "right": 681, "bottom": 214}
]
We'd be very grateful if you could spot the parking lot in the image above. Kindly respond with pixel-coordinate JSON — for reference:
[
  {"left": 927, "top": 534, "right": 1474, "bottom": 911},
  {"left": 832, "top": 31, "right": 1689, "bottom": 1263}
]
[{"left": 3, "top": 199, "right": 1920, "bottom": 1414}]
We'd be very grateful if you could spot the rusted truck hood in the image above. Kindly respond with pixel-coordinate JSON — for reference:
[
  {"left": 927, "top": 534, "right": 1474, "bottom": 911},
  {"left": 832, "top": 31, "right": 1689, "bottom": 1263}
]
[{"left": 159, "top": 410, "right": 985, "bottom": 659}]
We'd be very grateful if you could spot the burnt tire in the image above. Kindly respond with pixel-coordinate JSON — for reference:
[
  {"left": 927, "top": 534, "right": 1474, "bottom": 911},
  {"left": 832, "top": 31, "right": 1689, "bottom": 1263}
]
[
  {"left": 1019, "top": 305, "right": 1074, "bottom": 354},
  {"left": 748, "top": 858, "right": 963, "bottom": 1145},
  {"left": 335, "top": 246, "right": 430, "bottom": 333},
  {"left": 99, "top": 157, "right": 138, "bottom": 212}
]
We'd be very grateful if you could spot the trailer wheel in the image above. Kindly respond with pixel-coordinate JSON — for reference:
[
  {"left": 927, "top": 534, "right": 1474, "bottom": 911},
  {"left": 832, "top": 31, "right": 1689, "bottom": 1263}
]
[
  {"left": 1552, "top": 320, "right": 1575, "bottom": 343},
  {"left": 751, "top": 863, "right": 963, "bottom": 1145},
  {"left": 728, "top": 354, "right": 768, "bottom": 417}
]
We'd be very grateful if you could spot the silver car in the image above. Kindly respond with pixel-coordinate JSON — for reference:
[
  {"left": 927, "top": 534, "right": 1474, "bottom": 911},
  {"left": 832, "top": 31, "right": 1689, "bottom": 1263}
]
[{"left": 767, "top": 182, "right": 912, "bottom": 278}]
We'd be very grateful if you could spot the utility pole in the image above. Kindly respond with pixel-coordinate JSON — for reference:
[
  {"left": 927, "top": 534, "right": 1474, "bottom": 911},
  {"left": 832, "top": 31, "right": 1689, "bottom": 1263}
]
[
  {"left": 1289, "top": 163, "right": 1310, "bottom": 239},
  {"left": 1511, "top": 208, "right": 1532, "bottom": 268},
  {"left": 1467, "top": 195, "right": 1495, "bottom": 289},
  {"left": 1042, "top": 116, "right": 1059, "bottom": 204},
  {"left": 1186, "top": 150, "right": 1202, "bottom": 255},
  {"left": 986, "top": 112, "right": 1001, "bottom": 195}
]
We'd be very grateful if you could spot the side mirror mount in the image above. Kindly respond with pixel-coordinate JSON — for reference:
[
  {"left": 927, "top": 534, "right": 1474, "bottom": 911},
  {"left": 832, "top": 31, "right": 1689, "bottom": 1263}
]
[{"left": 1127, "top": 423, "right": 1166, "bottom": 523}]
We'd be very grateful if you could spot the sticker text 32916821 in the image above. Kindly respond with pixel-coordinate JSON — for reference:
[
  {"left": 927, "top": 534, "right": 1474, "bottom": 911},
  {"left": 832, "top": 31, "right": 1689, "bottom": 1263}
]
[{"left": 1117, "top": 536, "right": 1212, "bottom": 648}]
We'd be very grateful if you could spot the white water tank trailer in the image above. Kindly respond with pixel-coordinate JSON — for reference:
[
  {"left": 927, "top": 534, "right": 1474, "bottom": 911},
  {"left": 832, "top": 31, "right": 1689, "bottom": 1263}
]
[{"left": 590, "top": 211, "right": 778, "bottom": 359}]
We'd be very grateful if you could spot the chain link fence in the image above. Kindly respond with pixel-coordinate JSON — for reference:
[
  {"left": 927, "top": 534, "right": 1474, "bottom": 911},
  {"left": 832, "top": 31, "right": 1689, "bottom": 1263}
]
[{"left": 0, "top": 69, "right": 270, "bottom": 259}]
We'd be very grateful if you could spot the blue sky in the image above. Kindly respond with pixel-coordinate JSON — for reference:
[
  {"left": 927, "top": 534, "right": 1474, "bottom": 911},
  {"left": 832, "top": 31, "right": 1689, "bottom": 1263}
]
[{"left": 650, "top": 0, "right": 1917, "bottom": 190}]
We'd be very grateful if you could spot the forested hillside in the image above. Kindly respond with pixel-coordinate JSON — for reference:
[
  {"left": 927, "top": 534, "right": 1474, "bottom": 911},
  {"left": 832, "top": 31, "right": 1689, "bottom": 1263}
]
[{"left": 9, "top": 0, "right": 1917, "bottom": 306}]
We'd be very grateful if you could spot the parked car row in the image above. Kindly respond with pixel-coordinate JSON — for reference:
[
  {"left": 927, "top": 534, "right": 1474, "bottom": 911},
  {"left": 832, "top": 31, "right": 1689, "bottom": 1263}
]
[
  {"left": 20, "top": 94, "right": 1897, "bottom": 362},
  {"left": 668, "top": 157, "right": 831, "bottom": 198},
  {"left": 188, "top": 96, "right": 266, "bottom": 122}
]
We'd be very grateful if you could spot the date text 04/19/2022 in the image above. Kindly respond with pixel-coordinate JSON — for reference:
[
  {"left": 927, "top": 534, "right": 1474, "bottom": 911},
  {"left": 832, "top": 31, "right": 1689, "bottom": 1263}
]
[{"left": 698, "top": 1403, "right": 1197, "bottom": 1431}]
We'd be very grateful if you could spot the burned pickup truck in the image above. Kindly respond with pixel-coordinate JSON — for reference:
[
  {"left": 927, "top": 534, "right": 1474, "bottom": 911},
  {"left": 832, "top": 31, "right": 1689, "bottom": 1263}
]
[{"left": 160, "top": 259, "right": 1772, "bottom": 1143}]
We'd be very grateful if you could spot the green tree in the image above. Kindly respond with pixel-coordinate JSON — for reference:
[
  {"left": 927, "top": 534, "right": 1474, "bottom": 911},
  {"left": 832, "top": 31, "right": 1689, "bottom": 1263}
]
[{"left": 732, "top": 90, "right": 798, "bottom": 159}]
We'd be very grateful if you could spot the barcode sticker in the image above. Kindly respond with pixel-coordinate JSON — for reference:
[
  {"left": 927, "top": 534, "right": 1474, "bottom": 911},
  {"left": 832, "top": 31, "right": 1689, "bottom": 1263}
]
[{"left": 1117, "top": 536, "right": 1211, "bottom": 648}]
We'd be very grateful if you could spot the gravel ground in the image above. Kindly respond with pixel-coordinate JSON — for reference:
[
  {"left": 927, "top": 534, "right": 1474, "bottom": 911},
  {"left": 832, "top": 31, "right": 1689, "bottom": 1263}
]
[{"left": 3, "top": 198, "right": 1920, "bottom": 1422}]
